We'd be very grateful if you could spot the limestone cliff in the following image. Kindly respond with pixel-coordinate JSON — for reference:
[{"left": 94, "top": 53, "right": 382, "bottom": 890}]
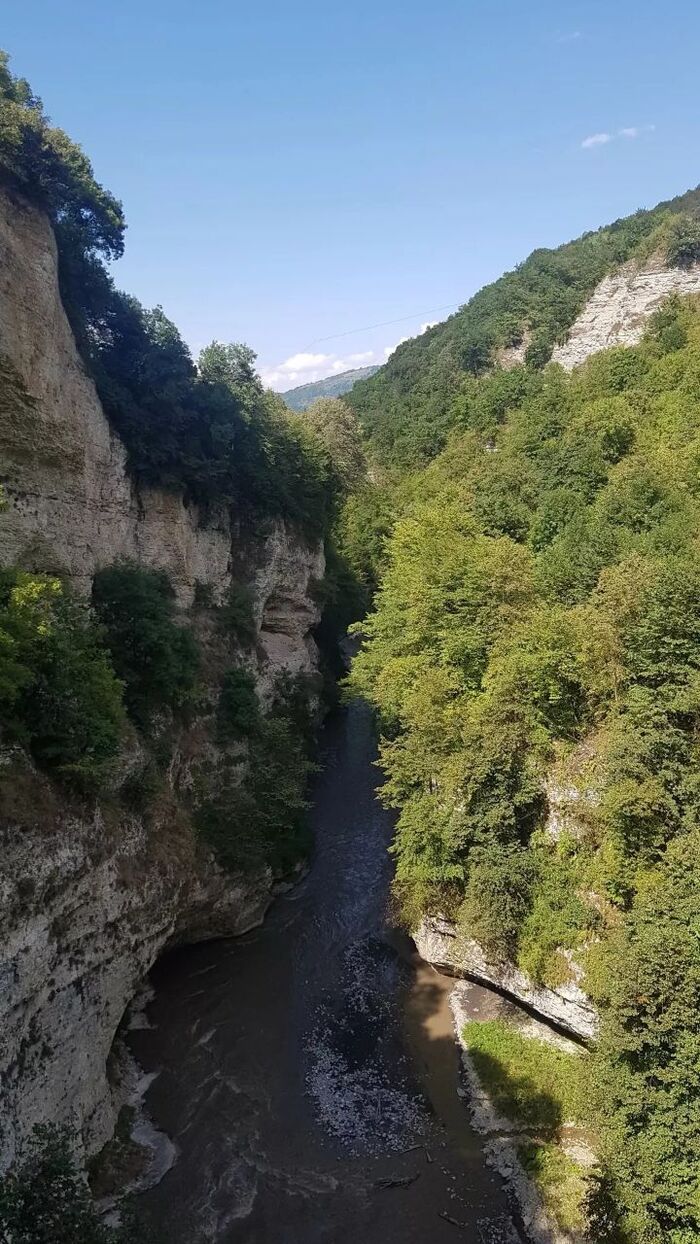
[
  {"left": 414, "top": 917, "right": 597, "bottom": 1042},
  {"left": 0, "top": 184, "right": 325, "bottom": 1167},
  {"left": 552, "top": 257, "right": 700, "bottom": 370}
]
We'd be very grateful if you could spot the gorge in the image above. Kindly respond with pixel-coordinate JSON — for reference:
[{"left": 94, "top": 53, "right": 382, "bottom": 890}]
[{"left": 2, "top": 47, "right": 700, "bottom": 1244}]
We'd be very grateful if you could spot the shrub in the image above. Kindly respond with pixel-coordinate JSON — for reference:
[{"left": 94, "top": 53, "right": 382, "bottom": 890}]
[
  {"left": 217, "top": 583, "right": 256, "bottom": 647},
  {"left": 0, "top": 1125, "right": 151, "bottom": 1243},
  {"left": 192, "top": 580, "right": 215, "bottom": 610},
  {"left": 459, "top": 845, "right": 534, "bottom": 962},
  {"left": 216, "top": 668, "right": 260, "bottom": 741},
  {"left": 0, "top": 571, "right": 125, "bottom": 790},
  {"left": 196, "top": 688, "right": 314, "bottom": 875},
  {"left": 517, "top": 1141, "right": 590, "bottom": 1237},
  {"left": 666, "top": 213, "right": 700, "bottom": 269},
  {"left": 92, "top": 562, "right": 199, "bottom": 728}
]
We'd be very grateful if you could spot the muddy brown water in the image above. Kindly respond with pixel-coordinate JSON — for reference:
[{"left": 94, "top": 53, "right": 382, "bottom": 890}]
[{"left": 130, "top": 700, "right": 524, "bottom": 1243}]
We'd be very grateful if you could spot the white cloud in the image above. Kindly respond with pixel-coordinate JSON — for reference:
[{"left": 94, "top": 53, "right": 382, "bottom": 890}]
[
  {"left": 262, "top": 348, "right": 382, "bottom": 390},
  {"left": 619, "top": 124, "right": 655, "bottom": 139},
  {"left": 581, "top": 132, "right": 612, "bottom": 149},
  {"left": 582, "top": 124, "right": 655, "bottom": 151},
  {"left": 556, "top": 30, "right": 581, "bottom": 43},
  {"left": 420, "top": 320, "right": 438, "bottom": 332},
  {"left": 279, "top": 352, "right": 330, "bottom": 373}
]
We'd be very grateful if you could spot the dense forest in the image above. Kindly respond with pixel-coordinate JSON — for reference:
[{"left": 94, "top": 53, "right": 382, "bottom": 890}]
[{"left": 350, "top": 289, "right": 700, "bottom": 1239}]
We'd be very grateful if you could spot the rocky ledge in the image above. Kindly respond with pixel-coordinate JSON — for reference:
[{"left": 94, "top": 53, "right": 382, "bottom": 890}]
[{"left": 414, "top": 916, "right": 597, "bottom": 1042}]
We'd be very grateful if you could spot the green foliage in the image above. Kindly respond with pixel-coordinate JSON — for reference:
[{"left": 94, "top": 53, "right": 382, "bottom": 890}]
[
  {"left": 302, "top": 397, "right": 366, "bottom": 492},
  {"left": 517, "top": 1141, "right": 590, "bottom": 1236},
  {"left": 0, "top": 1125, "right": 148, "bottom": 1244},
  {"left": 666, "top": 213, "right": 700, "bottom": 269},
  {"left": 195, "top": 675, "right": 316, "bottom": 875},
  {"left": 217, "top": 582, "right": 256, "bottom": 647},
  {"left": 586, "top": 830, "right": 700, "bottom": 1244},
  {"left": 462, "top": 1020, "right": 586, "bottom": 1131},
  {"left": 353, "top": 295, "right": 700, "bottom": 1238},
  {"left": 192, "top": 580, "right": 215, "bottom": 610},
  {"left": 0, "top": 53, "right": 123, "bottom": 262},
  {"left": 216, "top": 668, "right": 260, "bottom": 740},
  {"left": 459, "top": 845, "right": 534, "bottom": 963},
  {"left": 92, "top": 562, "right": 199, "bottom": 728},
  {"left": 334, "top": 481, "right": 394, "bottom": 604},
  {"left": 348, "top": 188, "right": 700, "bottom": 470},
  {"left": 0, "top": 571, "right": 125, "bottom": 790}
]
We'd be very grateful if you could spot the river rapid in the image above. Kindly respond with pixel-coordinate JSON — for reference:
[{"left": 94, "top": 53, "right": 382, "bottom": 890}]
[{"left": 129, "top": 700, "right": 524, "bottom": 1244}]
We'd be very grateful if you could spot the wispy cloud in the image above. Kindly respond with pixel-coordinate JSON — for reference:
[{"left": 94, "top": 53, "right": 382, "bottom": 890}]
[
  {"left": 556, "top": 30, "right": 581, "bottom": 43},
  {"left": 581, "top": 124, "right": 655, "bottom": 150},
  {"left": 581, "top": 132, "right": 612, "bottom": 149}
]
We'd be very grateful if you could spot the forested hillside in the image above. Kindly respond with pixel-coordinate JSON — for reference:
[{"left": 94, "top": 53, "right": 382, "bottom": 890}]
[
  {"left": 280, "top": 364, "right": 379, "bottom": 412},
  {"left": 347, "top": 186, "right": 700, "bottom": 470},
  {"left": 350, "top": 294, "right": 700, "bottom": 1242}
]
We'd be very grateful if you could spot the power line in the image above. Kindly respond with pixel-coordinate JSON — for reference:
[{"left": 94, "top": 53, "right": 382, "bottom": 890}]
[{"left": 304, "top": 301, "right": 460, "bottom": 349}]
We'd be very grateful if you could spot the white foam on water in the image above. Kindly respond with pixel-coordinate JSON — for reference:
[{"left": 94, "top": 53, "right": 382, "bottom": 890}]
[{"left": 306, "top": 1032, "right": 426, "bottom": 1154}]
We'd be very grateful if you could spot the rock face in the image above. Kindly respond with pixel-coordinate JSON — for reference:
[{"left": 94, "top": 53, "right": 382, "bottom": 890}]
[
  {"left": 414, "top": 917, "right": 597, "bottom": 1042},
  {"left": 0, "top": 185, "right": 325, "bottom": 1167},
  {"left": 0, "top": 759, "right": 275, "bottom": 1170},
  {"left": 552, "top": 258, "right": 700, "bottom": 370}
]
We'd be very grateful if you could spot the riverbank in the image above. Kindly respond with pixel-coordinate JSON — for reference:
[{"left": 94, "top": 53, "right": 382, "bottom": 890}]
[{"left": 449, "top": 981, "right": 595, "bottom": 1244}]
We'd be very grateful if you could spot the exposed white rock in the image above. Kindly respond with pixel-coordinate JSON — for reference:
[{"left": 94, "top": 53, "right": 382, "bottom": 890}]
[
  {"left": 414, "top": 916, "right": 597, "bottom": 1041},
  {"left": 552, "top": 259, "right": 700, "bottom": 370}
]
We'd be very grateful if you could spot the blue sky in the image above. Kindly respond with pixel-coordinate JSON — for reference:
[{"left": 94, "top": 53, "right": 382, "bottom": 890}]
[{"left": 4, "top": 1, "right": 699, "bottom": 388}]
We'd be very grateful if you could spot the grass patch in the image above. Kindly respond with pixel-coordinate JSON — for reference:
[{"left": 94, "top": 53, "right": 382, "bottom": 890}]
[
  {"left": 462, "top": 1019, "right": 586, "bottom": 1131},
  {"left": 517, "top": 1140, "right": 590, "bottom": 1236}
]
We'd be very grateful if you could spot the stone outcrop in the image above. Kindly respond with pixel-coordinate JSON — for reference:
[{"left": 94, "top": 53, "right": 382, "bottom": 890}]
[
  {"left": 0, "top": 185, "right": 325, "bottom": 1166},
  {"left": 552, "top": 258, "right": 700, "bottom": 370},
  {"left": 414, "top": 916, "right": 597, "bottom": 1042}
]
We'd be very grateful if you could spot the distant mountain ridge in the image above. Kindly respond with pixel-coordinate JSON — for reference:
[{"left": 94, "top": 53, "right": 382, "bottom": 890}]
[{"left": 279, "top": 365, "right": 380, "bottom": 412}]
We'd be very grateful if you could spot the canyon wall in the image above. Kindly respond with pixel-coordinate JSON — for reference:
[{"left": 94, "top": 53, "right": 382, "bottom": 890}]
[{"left": 0, "top": 184, "right": 324, "bottom": 1167}]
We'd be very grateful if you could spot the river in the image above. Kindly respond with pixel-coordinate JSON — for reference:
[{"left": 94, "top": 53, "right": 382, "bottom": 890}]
[{"left": 129, "top": 699, "right": 524, "bottom": 1244}]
